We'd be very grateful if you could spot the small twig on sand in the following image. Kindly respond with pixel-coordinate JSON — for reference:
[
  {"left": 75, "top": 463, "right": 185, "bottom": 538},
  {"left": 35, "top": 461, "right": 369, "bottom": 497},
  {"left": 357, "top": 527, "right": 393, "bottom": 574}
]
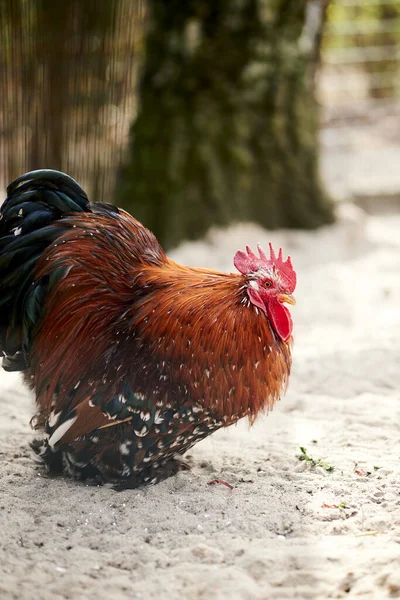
[{"left": 208, "top": 479, "right": 233, "bottom": 491}]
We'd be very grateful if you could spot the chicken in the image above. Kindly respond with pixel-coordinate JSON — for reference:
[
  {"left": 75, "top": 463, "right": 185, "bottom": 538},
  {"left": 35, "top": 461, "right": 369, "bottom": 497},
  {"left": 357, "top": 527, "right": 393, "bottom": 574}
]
[{"left": 0, "top": 170, "right": 296, "bottom": 488}]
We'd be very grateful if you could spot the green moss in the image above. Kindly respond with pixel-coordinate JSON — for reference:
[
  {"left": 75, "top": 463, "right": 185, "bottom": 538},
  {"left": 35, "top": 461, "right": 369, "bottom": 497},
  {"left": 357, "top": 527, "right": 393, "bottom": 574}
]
[{"left": 117, "top": 0, "right": 334, "bottom": 248}]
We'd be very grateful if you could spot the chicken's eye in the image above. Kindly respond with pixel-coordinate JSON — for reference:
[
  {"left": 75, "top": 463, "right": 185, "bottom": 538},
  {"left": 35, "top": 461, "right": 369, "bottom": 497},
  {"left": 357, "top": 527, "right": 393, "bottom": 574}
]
[{"left": 264, "top": 280, "right": 272, "bottom": 288}]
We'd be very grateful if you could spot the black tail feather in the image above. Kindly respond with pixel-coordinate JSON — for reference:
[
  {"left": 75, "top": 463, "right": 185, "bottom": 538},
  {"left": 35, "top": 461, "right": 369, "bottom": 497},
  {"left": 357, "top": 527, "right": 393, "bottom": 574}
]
[
  {"left": 0, "top": 170, "right": 90, "bottom": 371},
  {"left": 5, "top": 169, "right": 88, "bottom": 206}
]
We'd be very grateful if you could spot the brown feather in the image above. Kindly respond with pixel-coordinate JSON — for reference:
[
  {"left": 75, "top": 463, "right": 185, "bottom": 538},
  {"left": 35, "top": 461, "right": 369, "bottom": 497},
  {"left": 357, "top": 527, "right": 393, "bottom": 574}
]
[{"left": 31, "top": 210, "right": 291, "bottom": 429}]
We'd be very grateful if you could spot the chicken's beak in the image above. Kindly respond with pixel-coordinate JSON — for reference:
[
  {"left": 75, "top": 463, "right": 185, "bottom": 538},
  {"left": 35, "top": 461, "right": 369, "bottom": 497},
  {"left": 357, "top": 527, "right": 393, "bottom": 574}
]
[{"left": 278, "top": 293, "right": 296, "bottom": 306}]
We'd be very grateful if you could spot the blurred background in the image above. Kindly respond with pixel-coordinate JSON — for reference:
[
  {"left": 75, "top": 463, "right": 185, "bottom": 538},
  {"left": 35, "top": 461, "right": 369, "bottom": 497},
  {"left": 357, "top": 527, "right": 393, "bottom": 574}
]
[{"left": 0, "top": 0, "right": 399, "bottom": 248}]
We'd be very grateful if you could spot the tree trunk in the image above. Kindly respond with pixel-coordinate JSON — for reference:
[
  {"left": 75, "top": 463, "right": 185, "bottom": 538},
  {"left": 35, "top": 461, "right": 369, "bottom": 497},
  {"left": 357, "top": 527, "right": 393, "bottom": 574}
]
[
  {"left": 117, "top": 0, "right": 334, "bottom": 249},
  {"left": 0, "top": 0, "right": 141, "bottom": 201}
]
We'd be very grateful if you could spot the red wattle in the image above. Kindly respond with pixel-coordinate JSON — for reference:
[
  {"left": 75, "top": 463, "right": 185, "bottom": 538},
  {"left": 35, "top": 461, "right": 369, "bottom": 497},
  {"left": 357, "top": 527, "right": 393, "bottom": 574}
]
[{"left": 266, "top": 298, "right": 293, "bottom": 342}]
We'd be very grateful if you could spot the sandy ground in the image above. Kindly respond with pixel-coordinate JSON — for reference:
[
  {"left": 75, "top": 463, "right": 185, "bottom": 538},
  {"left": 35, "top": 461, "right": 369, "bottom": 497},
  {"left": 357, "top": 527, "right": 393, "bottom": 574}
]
[{"left": 0, "top": 205, "right": 399, "bottom": 600}]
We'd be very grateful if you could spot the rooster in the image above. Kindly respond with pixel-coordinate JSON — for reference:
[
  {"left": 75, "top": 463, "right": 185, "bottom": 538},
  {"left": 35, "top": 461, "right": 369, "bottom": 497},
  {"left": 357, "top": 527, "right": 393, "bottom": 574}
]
[{"left": 0, "top": 170, "right": 296, "bottom": 488}]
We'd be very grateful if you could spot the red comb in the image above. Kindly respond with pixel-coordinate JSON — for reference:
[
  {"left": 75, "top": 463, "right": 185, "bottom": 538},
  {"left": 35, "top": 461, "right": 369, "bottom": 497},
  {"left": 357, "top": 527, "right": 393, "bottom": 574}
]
[{"left": 233, "top": 243, "right": 296, "bottom": 292}]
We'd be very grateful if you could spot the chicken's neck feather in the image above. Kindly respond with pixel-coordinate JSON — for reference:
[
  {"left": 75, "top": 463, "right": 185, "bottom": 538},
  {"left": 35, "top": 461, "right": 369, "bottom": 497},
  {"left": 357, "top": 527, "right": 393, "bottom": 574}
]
[{"left": 130, "top": 260, "right": 292, "bottom": 422}]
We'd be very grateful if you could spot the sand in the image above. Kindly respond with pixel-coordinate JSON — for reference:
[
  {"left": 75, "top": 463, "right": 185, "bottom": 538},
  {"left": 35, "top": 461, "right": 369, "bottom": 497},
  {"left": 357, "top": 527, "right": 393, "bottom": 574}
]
[{"left": 0, "top": 207, "right": 399, "bottom": 600}]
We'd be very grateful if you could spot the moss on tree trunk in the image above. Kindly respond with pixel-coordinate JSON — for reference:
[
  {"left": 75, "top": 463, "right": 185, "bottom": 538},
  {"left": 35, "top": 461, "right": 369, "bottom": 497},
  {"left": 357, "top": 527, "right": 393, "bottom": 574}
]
[{"left": 117, "top": 0, "right": 334, "bottom": 249}]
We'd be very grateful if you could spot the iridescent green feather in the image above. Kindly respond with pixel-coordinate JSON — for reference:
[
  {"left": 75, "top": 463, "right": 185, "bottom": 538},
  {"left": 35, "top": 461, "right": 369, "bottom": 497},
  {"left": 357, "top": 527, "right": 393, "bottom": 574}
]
[{"left": 0, "top": 170, "right": 90, "bottom": 371}]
